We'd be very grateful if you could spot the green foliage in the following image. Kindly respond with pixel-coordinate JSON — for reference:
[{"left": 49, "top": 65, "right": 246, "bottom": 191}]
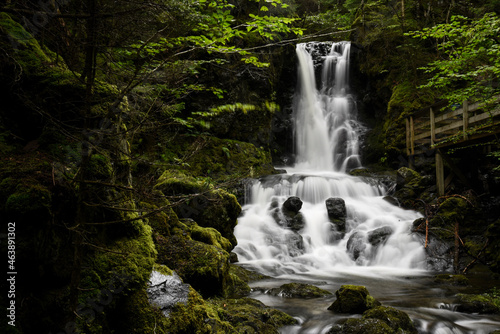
[{"left": 407, "top": 13, "right": 500, "bottom": 107}]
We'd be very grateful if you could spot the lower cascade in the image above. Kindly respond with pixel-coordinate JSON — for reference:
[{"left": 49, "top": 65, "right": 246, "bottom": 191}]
[{"left": 233, "top": 42, "right": 500, "bottom": 334}]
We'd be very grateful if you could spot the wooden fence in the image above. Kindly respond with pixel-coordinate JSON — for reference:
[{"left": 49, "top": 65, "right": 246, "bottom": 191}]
[{"left": 406, "top": 96, "right": 500, "bottom": 195}]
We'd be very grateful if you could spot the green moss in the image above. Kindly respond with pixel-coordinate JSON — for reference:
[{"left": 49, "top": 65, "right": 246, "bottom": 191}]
[
  {"left": 80, "top": 221, "right": 157, "bottom": 298},
  {"left": 88, "top": 154, "right": 113, "bottom": 180},
  {"left": 5, "top": 182, "right": 52, "bottom": 218}
]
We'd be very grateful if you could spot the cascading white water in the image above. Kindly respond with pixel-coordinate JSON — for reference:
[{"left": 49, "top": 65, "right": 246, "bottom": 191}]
[
  {"left": 294, "top": 42, "right": 361, "bottom": 172},
  {"left": 233, "top": 42, "right": 426, "bottom": 278}
]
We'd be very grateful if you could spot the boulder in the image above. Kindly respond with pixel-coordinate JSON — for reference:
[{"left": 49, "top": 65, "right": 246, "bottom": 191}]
[
  {"left": 147, "top": 270, "right": 190, "bottom": 316},
  {"left": 283, "top": 196, "right": 303, "bottom": 214},
  {"left": 327, "top": 318, "right": 393, "bottom": 334},
  {"left": 455, "top": 293, "right": 500, "bottom": 314},
  {"left": 155, "top": 233, "right": 231, "bottom": 298},
  {"left": 328, "top": 285, "right": 380, "bottom": 314},
  {"left": 362, "top": 306, "right": 418, "bottom": 333},
  {"left": 326, "top": 197, "right": 347, "bottom": 232},
  {"left": 266, "top": 283, "right": 332, "bottom": 298}
]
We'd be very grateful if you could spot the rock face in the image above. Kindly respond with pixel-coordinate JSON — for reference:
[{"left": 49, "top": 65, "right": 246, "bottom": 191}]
[
  {"left": 326, "top": 197, "right": 347, "bottom": 232},
  {"left": 328, "top": 285, "right": 380, "bottom": 314},
  {"left": 147, "top": 270, "right": 190, "bottom": 316}
]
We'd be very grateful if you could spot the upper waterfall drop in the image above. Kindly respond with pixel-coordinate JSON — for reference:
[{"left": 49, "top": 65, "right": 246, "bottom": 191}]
[{"left": 293, "top": 42, "right": 361, "bottom": 172}]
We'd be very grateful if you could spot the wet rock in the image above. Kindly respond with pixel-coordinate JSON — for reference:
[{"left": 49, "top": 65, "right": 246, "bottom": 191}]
[
  {"left": 326, "top": 197, "right": 347, "bottom": 232},
  {"left": 383, "top": 195, "right": 399, "bottom": 207},
  {"left": 271, "top": 197, "right": 306, "bottom": 232},
  {"left": 327, "top": 285, "right": 380, "bottom": 314},
  {"left": 346, "top": 231, "right": 366, "bottom": 261},
  {"left": 266, "top": 283, "right": 332, "bottom": 298},
  {"left": 362, "top": 306, "right": 418, "bottom": 333},
  {"left": 283, "top": 196, "right": 303, "bottom": 214},
  {"left": 147, "top": 270, "right": 190, "bottom": 316},
  {"left": 367, "top": 226, "right": 393, "bottom": 247}
]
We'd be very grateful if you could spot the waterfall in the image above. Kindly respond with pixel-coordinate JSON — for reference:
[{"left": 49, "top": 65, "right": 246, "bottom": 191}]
[
  {"left": 294, "top": 42, "right": 361, "bottom": 172},
  {"left": 233, "top": 42, "right": 426, "bottom": 278}
]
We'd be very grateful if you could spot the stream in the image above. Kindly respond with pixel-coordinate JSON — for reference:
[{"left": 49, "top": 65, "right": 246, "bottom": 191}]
[{"left": 233, "top": 42, "right": 500, "bottom": 333}]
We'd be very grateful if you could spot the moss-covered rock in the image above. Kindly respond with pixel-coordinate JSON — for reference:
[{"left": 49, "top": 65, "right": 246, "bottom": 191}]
[
  {"left": 434, "top": 274, "right": 469, "bottom": 286},
  {"left": 328, "top": 318, "right": 394, "bottom": 334},
  {"left": 211, "top": 297, "right": 298, "bottom": 333},
  {"left": 328, "top": 285, "right": 381, "bottom": 314},
  {"left": 455, "top": 293, "right": 500, "bottom": 314},
  {"left": 155, "top": 171, "right": 241, "bottom": 247},
  {"left": 429, "top": 196, "right": 469, "bottom": 239},
  {"left": 267, "top": 283, "right": 332, "bottom": 298},
  {"left": 362, "top": 306, "right": 417, "bottom": 333},
  {"left": 155, "top": 232, "right": 231, "bottom": 298}
]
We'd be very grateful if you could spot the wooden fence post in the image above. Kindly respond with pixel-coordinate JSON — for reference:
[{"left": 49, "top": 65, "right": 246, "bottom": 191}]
[
  {"left": 463, "top": 100, "right": 469, "bottom": 140},
  {"left": 430, "top": 107, "right": 445, "bottom": 196}
]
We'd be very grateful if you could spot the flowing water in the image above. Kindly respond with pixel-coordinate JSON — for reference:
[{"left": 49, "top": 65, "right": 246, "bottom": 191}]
[{"left": 233, "top": 42, "right": 500, "bottom": 333}]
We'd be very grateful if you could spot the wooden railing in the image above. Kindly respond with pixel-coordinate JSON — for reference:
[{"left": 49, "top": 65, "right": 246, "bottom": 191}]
[
  {"left": 405, "top": 96, "right": 500, "bottom": 196},
  {"left": 406, "top": 96, "right": 500, "bottom": 156}
]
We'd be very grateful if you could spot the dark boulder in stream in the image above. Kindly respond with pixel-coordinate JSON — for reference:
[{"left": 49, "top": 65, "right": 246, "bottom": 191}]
[
  {"left": 328, "top": 285, "right": 380, "bottom": 314},
  {"left": 326, "top": 197, "right": 347, "bottom": 232},
  {"left": 266, "top": 282, "right": 332, "bottom": 298}
]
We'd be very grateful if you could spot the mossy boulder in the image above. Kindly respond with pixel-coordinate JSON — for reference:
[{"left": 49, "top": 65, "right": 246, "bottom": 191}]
[
  {"left": 328, "top": 318, "right": 394, "bottom": 334},
  {"left": 434, "top": 274, "right": 469, "bottom": 286},
  {"left": 328, "top": 285, "right": 381, "bottom": 314},
  {"left": 430, "top": 197, "right": 469, "bottom": 239},
  {"left": 80, "top": 221, "right": 157, "bottom": 296},
  {"left": 362, "top": 306, "right": 418, "bottom": 333},
  {"left": 267, "top": 283, "right": 332, "bottom": 298},
  {"left": 118, "top": 278, "right": 234, "bottom": 334},
  {"left": 187, "top": 220, "right": 233, "bottom": 253},
  {"left": 394, "top": 167, "right": 425, "bottom": 208},
  {"left": 155, "top": 170, "right": 241, "bottom": 247},
  {"left": 211, "top": 297, "right": 298, "bottom": 333},
  {"left": 455, "top": 293, "right": 500, "bottom": 314},
  {"left": 155, "top": 233, "right": 231, "bottom": 298}
]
